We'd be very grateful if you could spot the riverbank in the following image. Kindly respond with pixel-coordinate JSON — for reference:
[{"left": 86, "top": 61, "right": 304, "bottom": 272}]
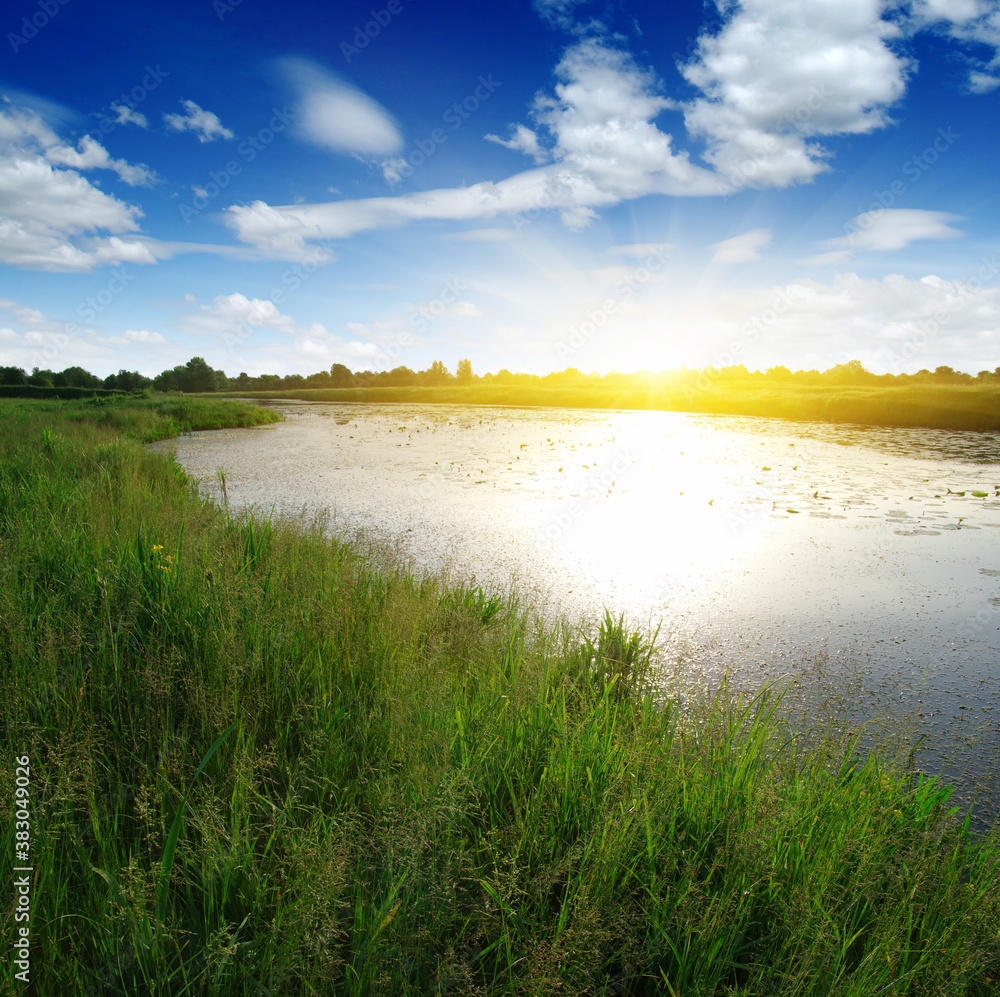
[
  {"left": 2, "top": 396, "right": 998, "bottom": 995},
  {"left": 213, "top": 381, "right": 1000, "bottom": 433}
]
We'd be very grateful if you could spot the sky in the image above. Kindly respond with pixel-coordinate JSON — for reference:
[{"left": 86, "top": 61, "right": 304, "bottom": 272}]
[{"left": 1, "top": 0, "right": 999, "bottom": 379}]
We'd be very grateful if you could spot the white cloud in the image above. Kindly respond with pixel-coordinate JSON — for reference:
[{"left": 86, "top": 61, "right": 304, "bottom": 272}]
[
  {"left": 907, "top": 0, "right": 1000, "bottom": 90},
  {"left": 710, "top": 228, "right": 773, "bottom": 264},
  {"left": 0, "top": 297, "right": 154, "bottom": 374},
  {"left": 112, "top": 104, "right": 148, "bottom": 128},
  {"left": 279, "top": 57, "right": 403, "bottom": 156},
  {"left": 225, "top": 39, "right": 717, "bottom": 257},
  {"left": 0, "top": 105, "right": 158, "bottom": 271},
  {"left": 534, "top": 0, "right": 582, "bottom": 31},
  {"left": 181, "top": 293, "right": 299, "bottom": 338},
  {"left": 178, "top": 291, "right": 389, "bottom": 370},
  {"left": 814, "top": 208, "right": 964, "bottom": 258},
  {"left": 681, "top": 0, "right": 912, "bottom": 190},
  {"left": 163, "top": 100, "right": 234, "bottom": 142},
  {"left": 123, "top": 328, "right": 165, "bottom": 343},
  {"left": 380, "top": 157, "right": 407, "bottom": 186},
  {"left": 43, "top": 134, "right": 156, "bottom": 186},
  {"left": 709, "top": 271, "right": 1000, "bottom": 372},
  {"left": 485, "top": 124, "right": 548, "bottom": 163},
  {"left": 0, "top": 296, "right": 66, "bottom": 333},
  {"left": 968, "top": 70, "right": 1000, "bottom": 92}
]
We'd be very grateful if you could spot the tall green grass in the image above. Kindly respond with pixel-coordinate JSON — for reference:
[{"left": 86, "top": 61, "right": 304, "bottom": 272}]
[{"left": 1, "top": 397, "right": 998, "bottom": 995}]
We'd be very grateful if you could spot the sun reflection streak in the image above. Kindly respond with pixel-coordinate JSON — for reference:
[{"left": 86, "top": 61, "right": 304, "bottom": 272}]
[{"left": 535, "top": 411, "right": 775, "bottom": 608}]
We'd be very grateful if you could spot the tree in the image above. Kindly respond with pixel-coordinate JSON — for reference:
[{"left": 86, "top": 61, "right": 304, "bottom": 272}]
[
  {"left": 826, "top": 360, "right": 873, "bottom": 383},
  {"left": 54, "top": 365, "right": 102, "bottom": 388},
  {"left": 28, "top": 367, "right": 55, "bottom": 387},
  {"left": 427, "top": 360, "right": 450, "bottom": 384},
  {"left": 0, "top": 366, "right": 27, "bottom": 385},
  {"left": 456, "top": 357, "right": 473, "bottom": 382},
  {"left": 387, "top": 365, "right": 417, "bottom": 386},
  {"left": 184, "top": 356, "right": 218, "bottom": 392},
  {"left": 104, "top": 369, "right": 151, "bottom": 392},
  {"left": 330, "top": 363, "right": 354, "bottom": 387},
  {"left": 152, "top": 370, "right": 179, "bottom": 392}
]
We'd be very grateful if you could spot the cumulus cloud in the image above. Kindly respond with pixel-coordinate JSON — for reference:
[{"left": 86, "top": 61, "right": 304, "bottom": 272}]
[
  {"left": 712, "top": 270, "right": 1000, "bottom": 371},
  {"left": 380, "top": 157, "right": 408, "bottom": 186},
  {"left": 968, "top": 69, "right": 1000, "bottom": 92},
  {"left": 279, "top": 57, "right": 403, "bottom": 156},
  {"left": 225, "top": 39, "right": 716, "bottom": 257},
  {"left": 0, "top": 105, "right": 159, "bottom": 271},
  {"left": 112, "top": 104, "right": 148, "bottom": 128},
  {"left": 163, "top": 100, "right": 234, "bottom": 142},
  {"left": 0, "top": 297, "right": 159, "bottom": 373},
  {"left": 180, "top": 292, "right": 300, "bottom": 338},
  {"left": 807, "top": 208, "right": 964, "bottom": 261},
  {"left": 681, "top": 0, "right": 911, "bottom": 191},
  {"left": 123, "top": 328, "right": 166, "bottom": 343},
  {"left": 485, "top": 124, "right": 548, "bottom": 162},
  {"left": 907, "top": 0, "right": 1000, "bottom": 91},
  {"left": 223, "top": 5, "right": 989, "bottom": 259},
  {"left": 710, "top": 228, "right": 773, "bottom": 264}
]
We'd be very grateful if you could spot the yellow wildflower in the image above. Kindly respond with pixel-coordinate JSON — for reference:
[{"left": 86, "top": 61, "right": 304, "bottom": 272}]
[{"left": 152, "top": 545, "right": 164, "bottom": 552}]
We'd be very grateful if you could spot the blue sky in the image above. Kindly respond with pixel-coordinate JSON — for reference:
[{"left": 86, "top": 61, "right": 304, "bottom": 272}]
[{"left": 1, "top": 0, "right": 999, "bottom": 378}]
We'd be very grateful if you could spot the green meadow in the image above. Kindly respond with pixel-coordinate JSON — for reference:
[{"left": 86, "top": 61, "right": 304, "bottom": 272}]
[{"left": 2, "top": 395, "right": 998, "bottom": 995}]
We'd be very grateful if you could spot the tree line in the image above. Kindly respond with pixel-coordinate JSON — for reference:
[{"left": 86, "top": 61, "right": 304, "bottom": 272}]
[{"left": 2, "top": 356, "right": 999, "bottom": 394}]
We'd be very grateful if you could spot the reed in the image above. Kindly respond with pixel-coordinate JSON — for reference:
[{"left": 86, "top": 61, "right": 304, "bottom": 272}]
[{"left": 1, "top": 396, "right": 997, "bottom": 995}]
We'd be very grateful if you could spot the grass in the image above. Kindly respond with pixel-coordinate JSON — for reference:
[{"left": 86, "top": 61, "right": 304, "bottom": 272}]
[
  {"left": 1, "top": 395, "right": 999, "bottom": 996},
  {"left": 213, "top": 380, "right": 1000, "bottom": 432}
]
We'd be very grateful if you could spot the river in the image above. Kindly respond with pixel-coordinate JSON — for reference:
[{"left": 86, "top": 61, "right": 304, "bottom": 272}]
[{"left": 149, "top": 401, "right": 1000, "bottom": 831}]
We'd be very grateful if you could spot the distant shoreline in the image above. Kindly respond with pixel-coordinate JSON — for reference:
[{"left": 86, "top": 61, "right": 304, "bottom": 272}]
[{"left": 210, "top": 381, "right": 1000, "bottom": 433}]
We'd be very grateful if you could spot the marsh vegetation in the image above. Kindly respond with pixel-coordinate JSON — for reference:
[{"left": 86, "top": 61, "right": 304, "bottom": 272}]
[{"left": 2, "top": 396, "right": 998, "bottom": 995}]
